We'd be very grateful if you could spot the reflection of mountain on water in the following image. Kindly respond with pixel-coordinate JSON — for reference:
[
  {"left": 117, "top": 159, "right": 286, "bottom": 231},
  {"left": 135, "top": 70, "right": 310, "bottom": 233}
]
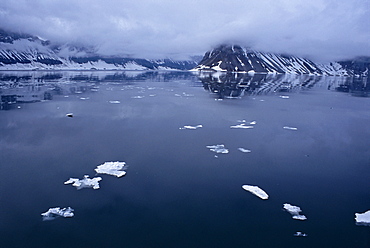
[
  {"left": 334, "top": 77, "right": 369, "bottom": 97},
  {"left": 0, "top": 71, "right": 198, "bottom": 110},
  {"left": 198, "top": 72, "right": 369, "bottom": 99}
]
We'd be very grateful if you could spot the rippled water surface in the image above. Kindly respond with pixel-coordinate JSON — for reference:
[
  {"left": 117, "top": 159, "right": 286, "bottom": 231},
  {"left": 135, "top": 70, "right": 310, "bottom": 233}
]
[{"left": 0, "top": 71, "right": 369, "bottom": 248}]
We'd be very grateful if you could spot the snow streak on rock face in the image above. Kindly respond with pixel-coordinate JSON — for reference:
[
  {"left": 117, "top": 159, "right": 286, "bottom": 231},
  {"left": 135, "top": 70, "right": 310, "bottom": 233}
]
[
  {"left": 95, "top": 161, "right": 127, "bottom": 177},
  {"left": 242, "top": 185, "right": 269, "bottom": 200},
  {"left": 64, "top": 175, "right": 102, "bottom": 190},
  {"left": 283, "top": 203, "right": 307, "bottom": 220},
  {"left": 192, "top": 44, "right": 369, "bottom": 76},
  {"left": 206, "top": 144, "right": 229, "bottom": 154},
  {"left": 355, "top": 210, "right": 370, "bottom": 226},
  {"left": 41, "top": 207, "right": 74, "bottom": 221}
]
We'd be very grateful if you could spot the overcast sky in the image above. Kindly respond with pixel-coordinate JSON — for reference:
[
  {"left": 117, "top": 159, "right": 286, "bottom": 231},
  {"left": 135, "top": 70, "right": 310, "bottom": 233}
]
[{"left": 0, "top": 0, "right": 369, "bottom": 61}]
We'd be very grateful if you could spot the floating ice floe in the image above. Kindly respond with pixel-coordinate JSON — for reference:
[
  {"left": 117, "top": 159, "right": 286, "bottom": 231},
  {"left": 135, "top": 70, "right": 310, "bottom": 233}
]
[
  {"left": 109, "top": 100, "right": 121, "bottom": 104},
  {"left": 64, "top": 175, "right": 102, "bottom": 190},
  {"left": 132, "top": 96, "right": 144, "bottom": 99},
  {"left": 279, "top": 95, "right": 290, "bottom": 99},
  {"left": 230, "top": 124, "right": 254, "bottom": 129},
  {"left": 41, "top": 207, "right": 74, "bottom": 221},
  {"left": 283, "top": 203, "right": 307, "bottom": 220},
  {"left": 355, "top": 210, "right": 370, "bottom": 226},
  {"left": 283, "top": 126, "right": 298, "bottom": 131},
  {"left": 179, "top": 125, "right": 203, "bottom": 130},
  {"left": 242, "top": 185, "right": 269, "bottom": 200},
  {"left": 238, "top": 148, "right": 251, "bottom": 153},
  {"left": 95, "top": 161, "right": 127, "bottom": 177},
  {"left": 206, "top": 144, "right": 229, "bottom": 154},
  {"left": 294, "top": 232, "right": 308, "bottom": 237},
  {"left": 80, "top": 97, "right": 89, "bottom": 100}
]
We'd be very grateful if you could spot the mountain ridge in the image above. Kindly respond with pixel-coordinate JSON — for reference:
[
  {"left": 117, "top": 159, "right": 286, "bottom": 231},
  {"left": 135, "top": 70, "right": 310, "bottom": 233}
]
[
  {"left": 192, "top": 45, "right": 369, "bottom": 76},
  {"left": 0, "top": 29, "right": 199, "bottom": 70},
  {"left": 0, "top": 29, "right": 368, "bottom": 76}
]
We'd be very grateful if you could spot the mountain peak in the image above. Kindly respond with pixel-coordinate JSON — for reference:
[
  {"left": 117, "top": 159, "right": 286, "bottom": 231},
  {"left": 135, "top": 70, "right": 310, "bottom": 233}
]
[{"left": 192, "top": 44, "right": 369, "bottom": 76}]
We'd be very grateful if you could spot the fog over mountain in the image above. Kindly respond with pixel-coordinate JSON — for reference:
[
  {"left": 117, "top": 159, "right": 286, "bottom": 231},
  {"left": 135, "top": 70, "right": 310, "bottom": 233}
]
[{"left": 0, "top": 0, "right": 369, "bottom": 62}]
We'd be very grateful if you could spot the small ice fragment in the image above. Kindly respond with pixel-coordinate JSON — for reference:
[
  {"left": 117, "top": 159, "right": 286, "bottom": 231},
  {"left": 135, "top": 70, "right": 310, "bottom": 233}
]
[
  {"left": 283, "top": 126, "right": 298, "bottom": 131},
  {"left": 132, "top": 96, "right": 144, "bottom": 99},
  {"left": 294, "top": 232, "right": 308, "bottom": 237},
  {"left": 293, "top": 215, "right": 308, "bottom": 220},
  {"left": 109, "top": 100, "right": 120, "bottom": 104},
  {"left": 355, "top": 210, "right": 370, "bottom": 226},
  {"left": 238, "top": 148, "right": 251, "bottom": 153},
  {"left": 182, "top": 93, "right": 194, "bottom": 97},
  {"left": 242, "top": 185, "right": 269, "bottom": 200},
  {"left": 230, "top": 124, "right": 254, "bottom": 129},
  {"left": 80, "top": 97, "right": 89, "bottom": 100},
  {"left": 249, "top": 121, "right": 257, "bottom": 125},
  {"left": 283, "top": 203, "right": 307, "bottom": 220},
  {"left": 64, "top": 175, "right": 102, "bottom": 190},
  {"left": 179, "top": 125, "right": 203, "bottom": 130},
  {"left": 41, "top": 207, "right": 74, "bottom": 221},
  {"left": 206, "top": 144, "right": 229, "bottom": 154},
  {"left": 279, "top": 95, "right": 290, "bottom": 99},
  {"left": 66, "top": 113, "right": 73, "bottom": 118},
  {"left": 95, "top": 161, "right": 127, "bottom": 177}
]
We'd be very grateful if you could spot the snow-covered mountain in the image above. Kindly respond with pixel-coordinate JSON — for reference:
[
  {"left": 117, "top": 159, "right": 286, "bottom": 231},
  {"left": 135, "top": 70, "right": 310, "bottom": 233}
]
[
  {"left": 1, "top": 29, "right": 369, "bottom": 76},
  {"left": 0, "top": 29, "right": 199, "bottom": 70},
  {"left": 192, "top": 45, "right": 369, "bottom": 76}
]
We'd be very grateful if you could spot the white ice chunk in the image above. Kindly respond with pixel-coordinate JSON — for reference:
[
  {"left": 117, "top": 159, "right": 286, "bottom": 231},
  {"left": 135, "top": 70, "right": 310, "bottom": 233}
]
[
  {"left": 109, "top": 100, "right": 121, "bottom": 104},
  {"left": 41, "top": 207, "right": 74, "bottom": 221},
  {"left": 283, "top": 126, "right": 298, "bottom": 131},
  {"left": 230, "top": 124, "right": 254, "bottom": 129},
  {"left": 95, "top": 161, "right": 127, "bottom": 177},
  {"left": 242, "top": 185, "right": 269, "bottom": 200},
  {"left": 283, "top": 203, "right": 307, "bottom": 220},
  {"left": 279, "top": 95, "right": 290, "bottom": 99},
  {"left": 294, "top": 232, "right": 308, "bottom": 237},
  {"left": 179, "top": 125, "right": 203, "bottom": 130},
  {"left": 237, "top": 120, "right": 257, "bottom": 125},
  {"left": 64, "top": 175, "right": 102, "bottom": 190},
  {"left": 132, "top": 96, "right": 144, "bottom": 99},
  {"left": 355, "top": 210, "right": 370, "bottom": 226},
  {"left": 206, "top": 144, "right": 229, "bottom": 154},
  {"left": 238, "top": 148, "right": 251, "bottom": 153}
]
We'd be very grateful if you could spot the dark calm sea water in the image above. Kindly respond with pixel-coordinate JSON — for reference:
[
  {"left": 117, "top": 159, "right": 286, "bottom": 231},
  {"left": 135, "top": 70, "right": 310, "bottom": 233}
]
[{"left": 0, "top": 71, "right": 369, "bottom": 248}]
